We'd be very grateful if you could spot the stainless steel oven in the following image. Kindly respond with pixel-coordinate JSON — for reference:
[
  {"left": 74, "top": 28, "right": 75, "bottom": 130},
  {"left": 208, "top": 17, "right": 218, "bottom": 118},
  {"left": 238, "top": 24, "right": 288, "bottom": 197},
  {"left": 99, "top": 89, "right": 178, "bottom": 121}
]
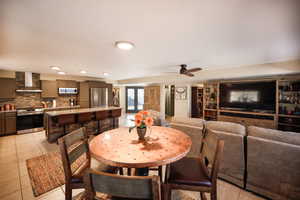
[{"left": 17, "top": 109, "right": 44, "bottom": 134}]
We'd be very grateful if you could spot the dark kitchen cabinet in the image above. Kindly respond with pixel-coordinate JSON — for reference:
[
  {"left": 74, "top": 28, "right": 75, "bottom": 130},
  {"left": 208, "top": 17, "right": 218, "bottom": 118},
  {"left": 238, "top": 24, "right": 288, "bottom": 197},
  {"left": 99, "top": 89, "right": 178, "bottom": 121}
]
[
  {"left": 0, "top": 78, "right": 16, "bottom": 99},
  {"left": 57, "top": 80, "right": 78, "bottom": 88},
  {"left": 5, "top": 112, "right": 16, "bottom": 135},
  {"left": 41, "top": 80, "right": 57, "bottom": 98},
  {"left": 79, "top": 82, "right": 90, "bottom": 108},
  {"left": 0, "top": 113, "right": 5, "bottom": 136}
]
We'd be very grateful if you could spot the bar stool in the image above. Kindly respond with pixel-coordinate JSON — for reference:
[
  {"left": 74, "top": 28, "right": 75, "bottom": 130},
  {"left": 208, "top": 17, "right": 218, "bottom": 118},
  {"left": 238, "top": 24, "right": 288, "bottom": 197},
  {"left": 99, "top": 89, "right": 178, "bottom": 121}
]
[
  {"left": 77, "top": 112, "right": 94, "bottom": 135},
  {"left": 95, "top": 110, "right": 109, "bottom": 134},
  {"left": 110, "top": 109, "right": 121, "bottom": 129},
  {"left": 56, "top": 114, "right": 76, "bottom": 142}
]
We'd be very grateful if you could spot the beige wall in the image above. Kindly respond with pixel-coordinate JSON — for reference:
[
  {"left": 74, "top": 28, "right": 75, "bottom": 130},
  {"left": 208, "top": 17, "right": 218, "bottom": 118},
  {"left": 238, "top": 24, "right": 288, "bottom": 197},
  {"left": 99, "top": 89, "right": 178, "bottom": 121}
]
[{"left": 174, "top": 85, "right": 191, "bottom": 118}]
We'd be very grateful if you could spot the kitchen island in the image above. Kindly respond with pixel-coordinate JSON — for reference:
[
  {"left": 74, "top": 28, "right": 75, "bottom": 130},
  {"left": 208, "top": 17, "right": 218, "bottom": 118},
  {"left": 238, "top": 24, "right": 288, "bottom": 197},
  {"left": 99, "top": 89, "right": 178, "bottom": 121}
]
[{"left": 44, "top": 106, "right": 121, "bottom": 143}]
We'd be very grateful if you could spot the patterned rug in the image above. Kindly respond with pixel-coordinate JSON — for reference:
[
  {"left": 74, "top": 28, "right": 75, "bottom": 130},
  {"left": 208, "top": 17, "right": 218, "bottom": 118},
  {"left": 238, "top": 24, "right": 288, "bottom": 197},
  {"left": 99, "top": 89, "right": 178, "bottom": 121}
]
[{"left": 26, "top": 151, "right": 85, "bottom": 197}]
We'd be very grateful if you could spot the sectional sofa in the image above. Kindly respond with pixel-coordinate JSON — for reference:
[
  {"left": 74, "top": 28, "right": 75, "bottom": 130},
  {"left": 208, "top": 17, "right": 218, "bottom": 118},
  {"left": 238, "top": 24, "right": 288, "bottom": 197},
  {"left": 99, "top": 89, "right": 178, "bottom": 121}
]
[{"left": 169, "top": 118, "right": 300, "bottom": 200}]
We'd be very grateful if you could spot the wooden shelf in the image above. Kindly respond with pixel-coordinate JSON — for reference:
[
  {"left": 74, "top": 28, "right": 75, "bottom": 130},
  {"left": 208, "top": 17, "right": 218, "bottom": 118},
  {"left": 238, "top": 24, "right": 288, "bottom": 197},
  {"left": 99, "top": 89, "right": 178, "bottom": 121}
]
[
  {"left": 278, "top": 123, "right": 300, "bottom": 128},
  {"left": 205, "top": 109, "right": 217, "bottom": 111},
  {"left": 278, "top": 114, "right": 300, "bottom": 118},
  {"left": 219, "top": 109, "right": 275, "bottom": 117},
  {"left": 279, "top": 103, "right": 300, "bottom": 105}
]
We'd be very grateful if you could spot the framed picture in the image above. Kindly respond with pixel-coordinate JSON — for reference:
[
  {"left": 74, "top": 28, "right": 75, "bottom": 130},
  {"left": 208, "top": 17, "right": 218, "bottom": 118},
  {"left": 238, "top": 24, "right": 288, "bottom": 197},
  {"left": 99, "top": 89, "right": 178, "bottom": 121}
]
[
  {"left": 112, "top": 87, "right": 120, "bottom": 106},
  {"left": 175, "top": 87, "right": 187, "bottom": 100}
]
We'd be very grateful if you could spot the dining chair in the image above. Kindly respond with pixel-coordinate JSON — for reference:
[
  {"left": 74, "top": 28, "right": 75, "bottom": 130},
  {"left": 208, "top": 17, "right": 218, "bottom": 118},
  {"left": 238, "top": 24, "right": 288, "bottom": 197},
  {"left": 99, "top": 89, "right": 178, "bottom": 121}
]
[
  {"left": 164, "top": 130, "right": 224, "bottom": 200},
  {"left": 84, "top": 168, "right": 162, "bottom": 200},
  {"left": 58, "top": 127, "right": 118, "bottom": 200}
]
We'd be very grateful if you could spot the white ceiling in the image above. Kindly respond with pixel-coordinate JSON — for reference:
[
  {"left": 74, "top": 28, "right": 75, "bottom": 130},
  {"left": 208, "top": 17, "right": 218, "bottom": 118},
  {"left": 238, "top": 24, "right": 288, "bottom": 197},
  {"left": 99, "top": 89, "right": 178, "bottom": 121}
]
[{"left": 0, "top": 0, "right": 300, "bottom": 81}]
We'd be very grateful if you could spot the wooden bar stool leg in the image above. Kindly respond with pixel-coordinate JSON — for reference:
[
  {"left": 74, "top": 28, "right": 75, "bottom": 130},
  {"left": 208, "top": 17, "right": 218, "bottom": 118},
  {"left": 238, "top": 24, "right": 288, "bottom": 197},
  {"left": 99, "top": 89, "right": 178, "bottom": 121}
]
[
  {"left": 200, "top": 192, "right": 207, "bottom": 200},
  {"left": 119, "top": 167, "right": 124, "bottom": 175},
  {"left": 127, "top": 168, "right": 132, "bottom": 176},
  {"left": 158, "top": 166, "right": 163, "bottom": 182},
  {"left": 65, "top": 184, "right": 72, "bottom": 200},
  {"left": 98, "top": 120, "right": 101, "bottom": 134}
]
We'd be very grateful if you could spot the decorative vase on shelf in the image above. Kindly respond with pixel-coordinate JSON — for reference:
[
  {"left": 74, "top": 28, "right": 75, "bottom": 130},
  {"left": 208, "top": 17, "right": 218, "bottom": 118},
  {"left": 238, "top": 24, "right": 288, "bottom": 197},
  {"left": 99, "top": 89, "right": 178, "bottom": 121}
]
[{"left": 136, "top": 127, "right": 147, "bottom": 141}]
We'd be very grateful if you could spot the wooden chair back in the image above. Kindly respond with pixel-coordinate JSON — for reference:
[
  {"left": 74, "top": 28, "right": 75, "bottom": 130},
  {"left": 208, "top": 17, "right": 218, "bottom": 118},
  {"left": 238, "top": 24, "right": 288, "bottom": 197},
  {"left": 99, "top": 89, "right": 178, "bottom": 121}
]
[
  {"left": 58, "top": 127, "right": 90, "bottom": 182},
  {"left": 84, "top": 169, "right": 161, "bottom": 200},
  {"left": 201, "top": 130, "right": 224, "bottom": 186}
]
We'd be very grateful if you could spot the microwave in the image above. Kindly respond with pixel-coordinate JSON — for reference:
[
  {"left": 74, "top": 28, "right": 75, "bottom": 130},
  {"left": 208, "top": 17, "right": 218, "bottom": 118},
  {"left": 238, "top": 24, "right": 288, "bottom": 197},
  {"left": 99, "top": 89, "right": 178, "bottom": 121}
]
[{"left": 58, "top": 88, "right": 78, "bottom": 94}]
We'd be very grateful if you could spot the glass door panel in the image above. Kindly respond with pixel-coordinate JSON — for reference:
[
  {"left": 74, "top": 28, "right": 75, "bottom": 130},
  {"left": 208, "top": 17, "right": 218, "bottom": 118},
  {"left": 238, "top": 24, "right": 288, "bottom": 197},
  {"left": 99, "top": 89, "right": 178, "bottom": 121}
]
[
  {"left": 127, "top": 88, "right": 135, "bottom": 111},
  {"left": 137, "top": 89, "right": 144, "bottom": 111},
  {"left": 126, "top": 87, "right": 144, "bottom": 113}
]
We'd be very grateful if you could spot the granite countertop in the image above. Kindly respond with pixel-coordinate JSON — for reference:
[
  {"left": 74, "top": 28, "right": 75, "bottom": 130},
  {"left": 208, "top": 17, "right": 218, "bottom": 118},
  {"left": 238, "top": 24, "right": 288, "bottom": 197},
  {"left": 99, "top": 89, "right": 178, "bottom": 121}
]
[
  {"left": 45, "top": 106, "right": 121, "bottom": 117},
  {"left": 0, "top": 110, "right": 17, "bottom": 113},
  {"left": 43, "top": 105, "right": 80, "bottom": 111}
]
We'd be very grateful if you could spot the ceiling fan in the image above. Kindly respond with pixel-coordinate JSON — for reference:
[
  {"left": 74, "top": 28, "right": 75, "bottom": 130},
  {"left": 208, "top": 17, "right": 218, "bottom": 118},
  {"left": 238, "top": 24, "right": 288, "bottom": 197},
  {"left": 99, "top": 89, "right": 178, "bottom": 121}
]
[{"left": 178, "top": 64, "right": 202, "bottom": 77}]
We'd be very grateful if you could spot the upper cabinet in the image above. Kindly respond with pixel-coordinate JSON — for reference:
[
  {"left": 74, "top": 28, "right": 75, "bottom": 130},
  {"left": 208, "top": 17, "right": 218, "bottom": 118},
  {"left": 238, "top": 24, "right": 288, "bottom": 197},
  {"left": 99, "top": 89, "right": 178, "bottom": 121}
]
[
  {"left": 0, "top": 78, "right": 16, "bottom": 99},
  {"left": 41, "top": 80, "right": 57, "bottom": 98},
  {"left": 57, "top": 80, "right": 78, "bottom": 88}
]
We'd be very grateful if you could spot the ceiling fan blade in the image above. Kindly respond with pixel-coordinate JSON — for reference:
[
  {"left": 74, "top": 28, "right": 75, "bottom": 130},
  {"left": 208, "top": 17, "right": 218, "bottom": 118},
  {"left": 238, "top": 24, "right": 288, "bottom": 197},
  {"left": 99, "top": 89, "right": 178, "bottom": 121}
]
[
  {"left": 184, "top": 72, "right": 194, "bottom": 77},
  {"left": 186, "top": 68, "right": 202, "bottom": 73}
]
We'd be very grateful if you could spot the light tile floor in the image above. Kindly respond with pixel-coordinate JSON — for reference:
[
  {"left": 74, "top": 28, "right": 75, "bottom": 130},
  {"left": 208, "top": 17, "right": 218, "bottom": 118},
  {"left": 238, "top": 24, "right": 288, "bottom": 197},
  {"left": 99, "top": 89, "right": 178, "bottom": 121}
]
[{"left": 0, "top": 114, "right": 266, "bottom": 200}]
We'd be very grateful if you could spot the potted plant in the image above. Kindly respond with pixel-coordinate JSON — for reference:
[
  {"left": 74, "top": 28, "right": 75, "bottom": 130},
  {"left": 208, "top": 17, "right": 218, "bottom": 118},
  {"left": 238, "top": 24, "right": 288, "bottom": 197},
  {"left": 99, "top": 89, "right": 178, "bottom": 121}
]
[{"left": 129, "top": 110, "right": 154, "bottom": 141}]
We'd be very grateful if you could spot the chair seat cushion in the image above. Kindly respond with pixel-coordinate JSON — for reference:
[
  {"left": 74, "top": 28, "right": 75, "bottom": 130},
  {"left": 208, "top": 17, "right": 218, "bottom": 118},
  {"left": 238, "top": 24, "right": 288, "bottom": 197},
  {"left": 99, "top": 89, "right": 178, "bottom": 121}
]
[{"left": 168, "top": 157, "right": 212, "bottom": 187}]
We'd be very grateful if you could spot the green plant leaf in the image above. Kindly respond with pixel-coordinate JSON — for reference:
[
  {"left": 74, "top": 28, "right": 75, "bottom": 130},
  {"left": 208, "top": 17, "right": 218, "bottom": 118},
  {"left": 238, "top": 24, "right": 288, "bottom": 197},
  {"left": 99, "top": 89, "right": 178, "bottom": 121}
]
[{"left": 129, "top": 126, "right": 136, "bottom": 133}]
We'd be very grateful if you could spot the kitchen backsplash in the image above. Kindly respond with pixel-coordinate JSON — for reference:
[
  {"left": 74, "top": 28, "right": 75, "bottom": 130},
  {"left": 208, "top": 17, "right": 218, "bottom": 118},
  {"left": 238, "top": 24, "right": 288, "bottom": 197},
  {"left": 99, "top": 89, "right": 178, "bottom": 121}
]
[
  {"left": 0, "top": 94, "right": 78, "bottom": 108},
  {"left": 15, "top": 93, "right": 41, "bottom": 108}
]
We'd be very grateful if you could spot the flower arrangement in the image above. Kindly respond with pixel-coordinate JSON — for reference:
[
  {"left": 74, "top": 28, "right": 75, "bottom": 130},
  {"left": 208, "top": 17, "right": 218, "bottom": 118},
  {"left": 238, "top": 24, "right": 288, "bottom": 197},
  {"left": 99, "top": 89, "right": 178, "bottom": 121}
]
[
  {"left": 130, "top": 110, "right": 154, "bottom": 130},
  {"left": 129, "top": 110, "right": 154, "bottom": 140}
]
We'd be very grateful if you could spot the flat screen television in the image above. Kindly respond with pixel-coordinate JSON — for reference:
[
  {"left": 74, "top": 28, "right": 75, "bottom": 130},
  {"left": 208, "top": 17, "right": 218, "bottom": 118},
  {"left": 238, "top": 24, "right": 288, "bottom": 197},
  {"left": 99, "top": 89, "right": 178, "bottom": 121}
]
[{"left": 219, "top": 81, "right": 276, "bottom": 112}]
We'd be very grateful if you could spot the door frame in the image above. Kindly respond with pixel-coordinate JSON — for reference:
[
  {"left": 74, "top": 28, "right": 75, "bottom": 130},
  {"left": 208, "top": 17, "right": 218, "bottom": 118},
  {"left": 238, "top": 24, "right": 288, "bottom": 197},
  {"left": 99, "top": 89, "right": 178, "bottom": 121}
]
[{"left": 125, "top": 87, "right": 144, "bottom": 113}]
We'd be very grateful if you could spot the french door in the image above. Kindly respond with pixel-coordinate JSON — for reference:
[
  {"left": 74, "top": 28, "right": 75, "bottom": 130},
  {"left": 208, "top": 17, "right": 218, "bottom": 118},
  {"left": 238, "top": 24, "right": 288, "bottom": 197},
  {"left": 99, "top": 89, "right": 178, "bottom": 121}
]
[{"left": 126, "top": 87, "right": 144, "bottom": 113}]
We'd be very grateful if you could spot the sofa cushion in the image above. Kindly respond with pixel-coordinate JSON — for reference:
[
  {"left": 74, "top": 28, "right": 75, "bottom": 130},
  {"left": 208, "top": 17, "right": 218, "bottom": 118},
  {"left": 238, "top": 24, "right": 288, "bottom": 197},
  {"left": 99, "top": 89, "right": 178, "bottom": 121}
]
[
  {"left": 171, "top": 117, "right": 204, "bottom": 128},
  {"left": 146, "top": 109, "right": 161, "bottom": 126},
  {"left": 207, "top": 129, "right": 245, "bottom": 187},
  {"left": 247, "top": 126, "right": 300, "bottom": 146},
  {"left": 247, "top": 136, "right": 300, "bottom": 199},
  {"left": 206, "top": 121, "right": 246, "bottom": 136}
]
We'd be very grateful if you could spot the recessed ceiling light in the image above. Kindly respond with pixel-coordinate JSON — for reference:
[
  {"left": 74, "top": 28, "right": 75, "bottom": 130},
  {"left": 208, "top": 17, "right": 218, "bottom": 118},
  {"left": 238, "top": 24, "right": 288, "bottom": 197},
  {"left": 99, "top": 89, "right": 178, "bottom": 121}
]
[
  {"left": 115, "top": 41, "right": 135, "bottom": 50},
  {"left": 57, "top": 71, "right": 65, "bottom": 75},
  {"left": 103, "top": 72, "right": 109, "bottom": 76},
  {"left": 80, "top": 70, "right": 87, "bottom": 74},
  {"left": 50, "top": 66, "right": 61, "bottom": 71}
]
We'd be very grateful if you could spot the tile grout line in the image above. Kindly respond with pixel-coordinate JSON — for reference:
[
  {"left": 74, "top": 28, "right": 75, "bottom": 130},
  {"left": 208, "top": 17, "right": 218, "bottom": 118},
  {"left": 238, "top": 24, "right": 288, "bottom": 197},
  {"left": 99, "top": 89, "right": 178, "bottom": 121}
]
[{"left": 15, "top": 136, "right": 24, "bottom": 200}]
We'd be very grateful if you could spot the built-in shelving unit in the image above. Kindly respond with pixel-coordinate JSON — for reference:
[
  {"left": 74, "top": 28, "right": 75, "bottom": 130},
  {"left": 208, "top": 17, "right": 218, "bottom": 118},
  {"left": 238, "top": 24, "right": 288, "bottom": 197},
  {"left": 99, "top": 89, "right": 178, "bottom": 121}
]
[
  {"left": 278, "top": 80, "right": 300, "bottom": 132},
  {"left": 202, "top": 76, "right": 300, "bottom": 132},
  {"left": 203, "top": 83, "right": 218, "bottom": 120}
]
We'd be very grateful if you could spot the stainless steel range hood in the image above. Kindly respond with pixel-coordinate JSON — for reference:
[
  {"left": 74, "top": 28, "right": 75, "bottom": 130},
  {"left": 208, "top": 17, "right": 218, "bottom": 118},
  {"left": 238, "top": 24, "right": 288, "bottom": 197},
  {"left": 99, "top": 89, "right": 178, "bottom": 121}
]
[
  {"left": 16, "top": 89, "right": 43, "bottom": 93},
  {"left": 15, "top": 72, "right": 43, "bottom": 93}
]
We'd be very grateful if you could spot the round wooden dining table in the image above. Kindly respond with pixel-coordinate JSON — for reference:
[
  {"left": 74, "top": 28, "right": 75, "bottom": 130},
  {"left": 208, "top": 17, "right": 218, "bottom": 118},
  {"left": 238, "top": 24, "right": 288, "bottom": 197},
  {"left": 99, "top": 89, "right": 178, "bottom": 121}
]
[{"left": 89, "top": 126, "right": 192, "bottom": 172}]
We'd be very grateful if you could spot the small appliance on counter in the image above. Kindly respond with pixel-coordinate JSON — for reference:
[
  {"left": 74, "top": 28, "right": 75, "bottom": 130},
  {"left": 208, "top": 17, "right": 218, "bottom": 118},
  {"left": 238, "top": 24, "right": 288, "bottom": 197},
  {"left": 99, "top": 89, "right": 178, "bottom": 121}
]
[
  {"left": 69, "top": 98, "right": 76, "bottom": 106},
  {"left": 2, "top": 104, "right": 15, "bottom": 111},
  {"left": 52, "top": 99, "right": 56, "bottom": 108}
]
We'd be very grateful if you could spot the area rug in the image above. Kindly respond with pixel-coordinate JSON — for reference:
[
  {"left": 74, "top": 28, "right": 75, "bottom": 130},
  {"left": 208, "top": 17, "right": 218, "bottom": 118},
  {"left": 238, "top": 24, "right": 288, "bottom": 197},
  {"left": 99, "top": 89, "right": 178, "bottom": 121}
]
[{"left": 26, "top": 151, "right": 85, "bottom": 197}]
